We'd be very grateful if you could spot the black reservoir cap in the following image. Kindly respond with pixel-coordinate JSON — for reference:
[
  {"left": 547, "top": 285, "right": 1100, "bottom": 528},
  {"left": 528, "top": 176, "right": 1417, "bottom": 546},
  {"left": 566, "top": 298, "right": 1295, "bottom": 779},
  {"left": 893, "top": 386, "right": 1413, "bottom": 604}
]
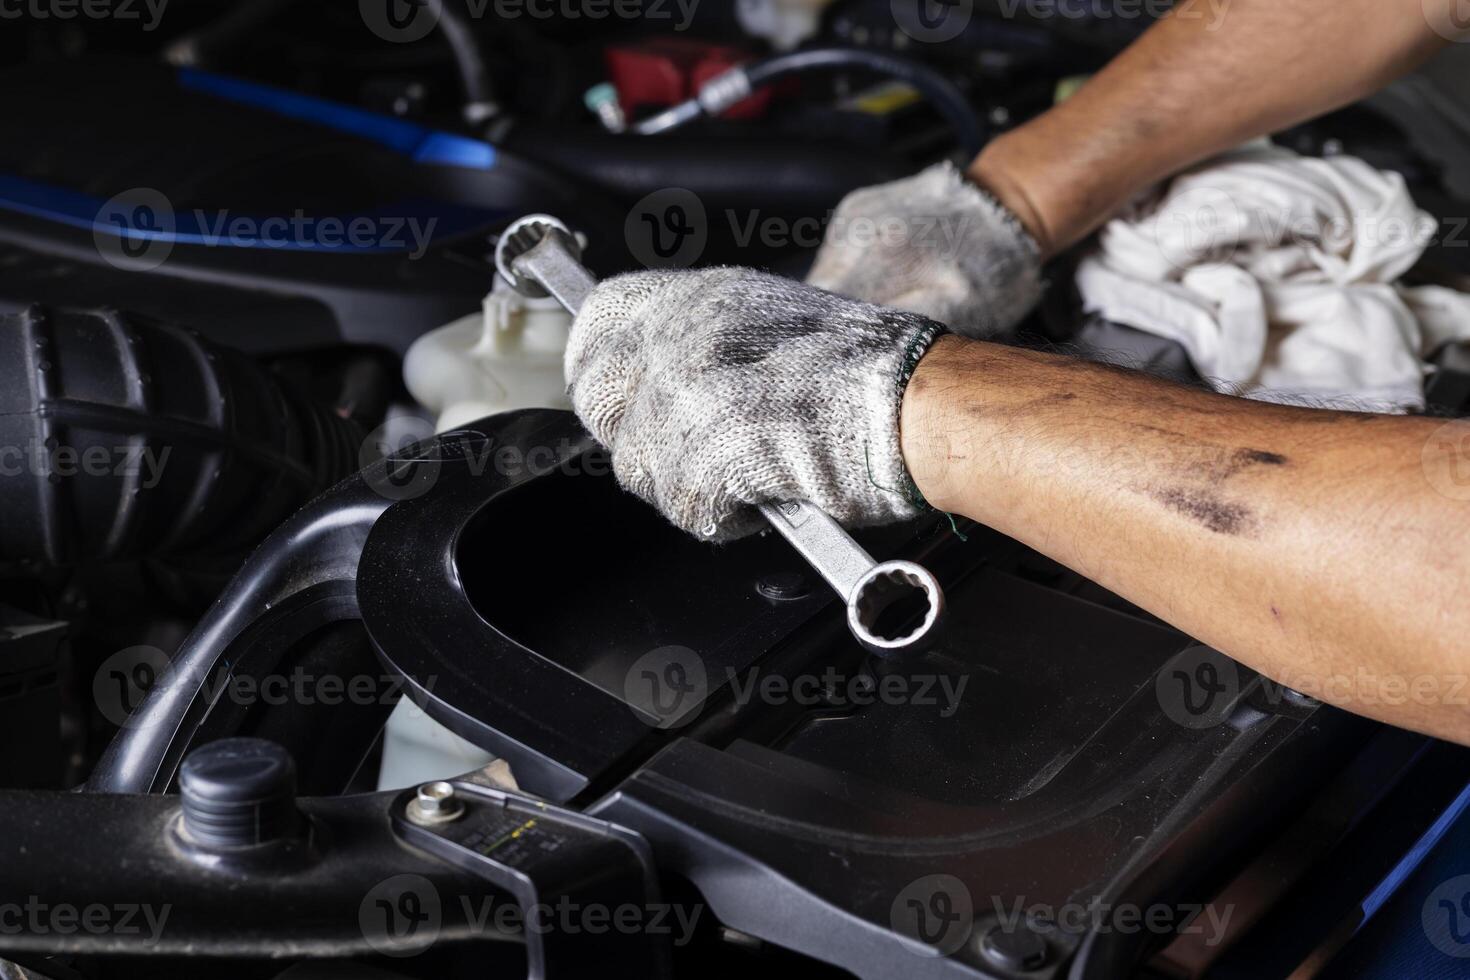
[{"left": 179, "top": 738, "right": 299, "bottom": 849}]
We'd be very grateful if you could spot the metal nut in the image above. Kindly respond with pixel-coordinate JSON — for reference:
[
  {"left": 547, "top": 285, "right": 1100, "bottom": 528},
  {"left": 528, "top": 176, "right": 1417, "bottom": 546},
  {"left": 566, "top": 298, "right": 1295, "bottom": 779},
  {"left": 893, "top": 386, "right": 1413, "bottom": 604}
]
[{"left": 406, "top": 781, "right": 464, "bottom": 826}]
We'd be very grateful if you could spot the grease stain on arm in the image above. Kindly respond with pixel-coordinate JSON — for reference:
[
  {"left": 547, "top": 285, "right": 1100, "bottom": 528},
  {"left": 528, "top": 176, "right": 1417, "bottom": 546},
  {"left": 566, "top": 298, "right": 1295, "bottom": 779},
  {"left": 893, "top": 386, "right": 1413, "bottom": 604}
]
[{"left": 1147, "top": 485, "right": 1259, "bottom": 537}]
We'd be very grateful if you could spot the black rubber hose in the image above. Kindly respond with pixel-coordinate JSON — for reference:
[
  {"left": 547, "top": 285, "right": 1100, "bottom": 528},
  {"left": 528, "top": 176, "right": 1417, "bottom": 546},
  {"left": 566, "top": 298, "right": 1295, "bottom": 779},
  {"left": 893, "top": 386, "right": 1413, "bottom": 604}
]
[
  {"left": 86, "top": 473, "right": 391, "bottom": 794},
  {"left": 436, "top": 0, "right": 497, "bottom": 114},
  {"left": 0, "top": 306, "right": 362, "bottom": 565},
  {"left": 634, "top": 47, "right": 983, "bottom": 156},
  {"left": 748, "top": 48, "right": 982, "bottom": 153}
]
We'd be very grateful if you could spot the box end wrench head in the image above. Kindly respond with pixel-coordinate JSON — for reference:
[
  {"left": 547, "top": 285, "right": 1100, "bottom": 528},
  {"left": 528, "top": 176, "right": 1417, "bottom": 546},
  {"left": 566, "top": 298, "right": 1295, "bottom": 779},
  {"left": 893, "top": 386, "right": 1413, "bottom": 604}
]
[
  {"left": 761, "top": 500, "right": 945, "bottom": 657},
  {"left": 848, "top": 560, "right": 946, "bottom": 656},
  {"left": 494, "top": 213, "right": 587, "bottom": 302}
]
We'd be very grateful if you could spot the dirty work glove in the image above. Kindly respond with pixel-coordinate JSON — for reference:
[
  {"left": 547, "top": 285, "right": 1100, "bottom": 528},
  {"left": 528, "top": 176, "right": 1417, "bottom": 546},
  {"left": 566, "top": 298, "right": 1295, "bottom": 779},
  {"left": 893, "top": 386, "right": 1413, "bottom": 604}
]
[
  {"left": 566, "top": 268, "right": 944, "bottom": 541},
  {"left": 806, "top": 161, "right": 1043, "bottom": 338}
]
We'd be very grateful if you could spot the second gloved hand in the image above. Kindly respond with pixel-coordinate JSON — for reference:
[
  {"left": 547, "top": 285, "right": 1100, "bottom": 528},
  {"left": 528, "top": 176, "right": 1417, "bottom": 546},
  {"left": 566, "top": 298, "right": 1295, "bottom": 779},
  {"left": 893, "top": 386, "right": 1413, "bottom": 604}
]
[
  {"left": 806, "top": 161, "right": 1044, "bottom": 338},
  {"left": 566, "top": 268, "right": 944, "bottom": 541}
]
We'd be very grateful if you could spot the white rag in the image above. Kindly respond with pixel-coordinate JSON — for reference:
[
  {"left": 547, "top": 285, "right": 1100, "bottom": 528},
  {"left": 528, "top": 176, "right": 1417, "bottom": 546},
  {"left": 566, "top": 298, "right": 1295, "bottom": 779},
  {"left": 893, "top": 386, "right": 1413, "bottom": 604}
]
[{"left": 1074, "top": 143, "right": 1470, "bottom": 412}]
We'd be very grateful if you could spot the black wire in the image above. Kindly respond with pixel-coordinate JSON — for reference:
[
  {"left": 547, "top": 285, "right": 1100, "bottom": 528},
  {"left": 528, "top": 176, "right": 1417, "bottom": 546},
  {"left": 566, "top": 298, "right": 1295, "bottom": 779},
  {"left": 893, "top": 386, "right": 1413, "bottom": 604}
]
[
  {"left": 742, "top": 48, "right": 982, "bottom": 156},
  {"left": 434, "top": 0, "right": 495, "bottom": 109}
]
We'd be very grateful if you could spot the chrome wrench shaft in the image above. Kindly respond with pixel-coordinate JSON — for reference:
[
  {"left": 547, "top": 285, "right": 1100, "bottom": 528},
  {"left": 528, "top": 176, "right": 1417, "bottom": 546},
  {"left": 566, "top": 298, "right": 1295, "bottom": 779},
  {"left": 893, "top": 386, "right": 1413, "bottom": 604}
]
[{"left": 495, "top": 214, "right": 945, "bottom": 654}]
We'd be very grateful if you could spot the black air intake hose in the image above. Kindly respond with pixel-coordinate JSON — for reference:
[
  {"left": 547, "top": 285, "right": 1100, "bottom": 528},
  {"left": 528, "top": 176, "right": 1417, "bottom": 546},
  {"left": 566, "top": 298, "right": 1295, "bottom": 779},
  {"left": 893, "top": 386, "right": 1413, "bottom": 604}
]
[{"left": 0, "top": 306, "right": 362, "bottom": 564}]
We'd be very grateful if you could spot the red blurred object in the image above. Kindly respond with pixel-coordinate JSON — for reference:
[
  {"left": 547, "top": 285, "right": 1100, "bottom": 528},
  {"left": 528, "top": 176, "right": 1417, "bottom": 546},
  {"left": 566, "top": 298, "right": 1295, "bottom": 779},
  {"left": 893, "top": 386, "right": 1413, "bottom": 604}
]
[{"left": 605, "top": 39, "right": 773, "bottom": 121}]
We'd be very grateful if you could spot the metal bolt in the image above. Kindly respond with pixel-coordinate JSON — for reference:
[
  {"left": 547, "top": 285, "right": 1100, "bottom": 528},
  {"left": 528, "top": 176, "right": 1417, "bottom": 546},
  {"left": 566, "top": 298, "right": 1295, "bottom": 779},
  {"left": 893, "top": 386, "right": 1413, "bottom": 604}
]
[
  {"left": 418, "top": 781, "right": 453, "bottom": 812},
  {"left": 979, "top": 922, "right": 1049, "bottom": 972},
  {"left": 407, "top": 781, "right": 464, "bottom": 825},
  {"left": 757, "top": 571, "right": 811, "bottom": 601}
]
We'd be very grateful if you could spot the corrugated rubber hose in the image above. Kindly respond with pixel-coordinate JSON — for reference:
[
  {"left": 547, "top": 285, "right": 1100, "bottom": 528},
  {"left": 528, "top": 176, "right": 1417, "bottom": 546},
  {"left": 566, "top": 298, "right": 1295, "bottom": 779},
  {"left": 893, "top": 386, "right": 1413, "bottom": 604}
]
[{"left": 0, "top": 306, "right": 362, "bottom": 565}]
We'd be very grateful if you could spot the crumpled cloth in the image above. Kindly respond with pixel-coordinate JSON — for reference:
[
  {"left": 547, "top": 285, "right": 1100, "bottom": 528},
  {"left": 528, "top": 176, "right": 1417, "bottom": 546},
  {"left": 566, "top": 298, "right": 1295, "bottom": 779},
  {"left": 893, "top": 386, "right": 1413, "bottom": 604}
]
[{"left": 1075, "top": 143, "right": 1470, "bottom": 412}]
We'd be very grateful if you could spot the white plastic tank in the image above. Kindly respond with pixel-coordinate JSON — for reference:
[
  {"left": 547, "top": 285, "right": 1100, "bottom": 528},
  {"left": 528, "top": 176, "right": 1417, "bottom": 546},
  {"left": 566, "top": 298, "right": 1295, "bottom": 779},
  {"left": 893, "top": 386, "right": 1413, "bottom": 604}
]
[{"left": 403, "top": 275, "right": 574, "bottom": 431}]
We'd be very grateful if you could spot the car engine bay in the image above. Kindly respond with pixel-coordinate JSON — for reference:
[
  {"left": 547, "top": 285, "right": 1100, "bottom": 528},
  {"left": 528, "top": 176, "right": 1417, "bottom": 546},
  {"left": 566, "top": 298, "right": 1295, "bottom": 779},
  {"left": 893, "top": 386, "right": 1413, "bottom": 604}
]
[{"left": 1, "top": 3, "right": 1470, "bottom": 978}]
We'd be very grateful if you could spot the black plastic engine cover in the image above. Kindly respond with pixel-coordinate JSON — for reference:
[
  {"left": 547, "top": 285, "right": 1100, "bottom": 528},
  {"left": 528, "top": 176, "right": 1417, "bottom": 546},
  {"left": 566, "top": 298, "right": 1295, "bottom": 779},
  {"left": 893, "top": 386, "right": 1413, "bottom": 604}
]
[
  {"left": 358, "top": 410, "right": 955, "bottom": 802},
  {"left": 356, "top": 409, "right": 1382, "bottom": 979}
]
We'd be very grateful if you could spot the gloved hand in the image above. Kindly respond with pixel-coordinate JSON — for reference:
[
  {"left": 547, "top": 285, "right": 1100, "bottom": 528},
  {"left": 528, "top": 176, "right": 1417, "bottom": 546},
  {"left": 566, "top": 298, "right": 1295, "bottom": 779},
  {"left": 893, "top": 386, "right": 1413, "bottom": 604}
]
[
  {"left": 806, "top": 161, "right": 1043, "bottom": 338},
  {"left": 566, "top": 268, "right": 944, "bottom": 541}
]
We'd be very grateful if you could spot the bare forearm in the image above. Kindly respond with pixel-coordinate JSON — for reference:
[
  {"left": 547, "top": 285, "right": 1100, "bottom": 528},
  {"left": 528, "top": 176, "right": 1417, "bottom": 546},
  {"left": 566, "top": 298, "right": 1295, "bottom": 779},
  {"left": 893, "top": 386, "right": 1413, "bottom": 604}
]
[
  {"left": 971, "top": 0, "right": 1452, "bottom": 256},
  {"left": 902, "top": 336, "right": 1470, "bottom": 741}
]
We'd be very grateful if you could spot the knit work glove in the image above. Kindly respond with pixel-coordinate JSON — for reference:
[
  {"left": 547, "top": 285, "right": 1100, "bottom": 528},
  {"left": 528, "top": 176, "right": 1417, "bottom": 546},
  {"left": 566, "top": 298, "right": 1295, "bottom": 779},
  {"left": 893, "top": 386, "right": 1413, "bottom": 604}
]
[
  {"left": 806, "top": 161, "right": 1043, "bottom": 338},
  {"left": 566, "top": 268, "right": 944, "bottom": 541}
]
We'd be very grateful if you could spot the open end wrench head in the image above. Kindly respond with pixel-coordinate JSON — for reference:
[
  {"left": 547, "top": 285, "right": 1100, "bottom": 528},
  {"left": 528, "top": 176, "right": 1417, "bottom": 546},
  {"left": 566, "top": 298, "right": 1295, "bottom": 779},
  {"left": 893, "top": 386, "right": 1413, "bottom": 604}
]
[{"left": 847, "top": 560, "right": 946, "bottom": 656}]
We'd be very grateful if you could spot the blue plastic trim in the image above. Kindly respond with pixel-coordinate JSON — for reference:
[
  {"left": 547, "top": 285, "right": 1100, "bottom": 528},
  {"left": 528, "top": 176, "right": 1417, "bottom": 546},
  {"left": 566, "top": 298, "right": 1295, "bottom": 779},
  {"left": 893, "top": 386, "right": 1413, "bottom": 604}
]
[
  {"left": 0, "top": 174, "right": 504, "bottom": 253},
  {"left": 0, "top": 69, "right": 504, "bottom": 252},
  {"left": 177, "top": 68, "right": 497, "bottom": 170},
  {"left": 1360, "top": 778, "right": 1470, "bottom": 922}
]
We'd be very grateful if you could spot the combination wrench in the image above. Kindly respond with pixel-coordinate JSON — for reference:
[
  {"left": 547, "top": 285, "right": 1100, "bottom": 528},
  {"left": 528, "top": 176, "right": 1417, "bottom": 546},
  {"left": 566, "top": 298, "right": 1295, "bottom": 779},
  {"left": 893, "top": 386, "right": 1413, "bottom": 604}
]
[{"left": 494, "top": 214, "right": 945, "bottom": 655}]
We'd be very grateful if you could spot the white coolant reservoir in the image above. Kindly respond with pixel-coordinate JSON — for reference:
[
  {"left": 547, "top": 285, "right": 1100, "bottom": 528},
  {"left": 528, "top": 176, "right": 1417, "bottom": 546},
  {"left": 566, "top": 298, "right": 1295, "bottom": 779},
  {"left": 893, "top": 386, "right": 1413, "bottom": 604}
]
[{"left": 403, "top": 275, "right": 575, "bottom": 431}]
